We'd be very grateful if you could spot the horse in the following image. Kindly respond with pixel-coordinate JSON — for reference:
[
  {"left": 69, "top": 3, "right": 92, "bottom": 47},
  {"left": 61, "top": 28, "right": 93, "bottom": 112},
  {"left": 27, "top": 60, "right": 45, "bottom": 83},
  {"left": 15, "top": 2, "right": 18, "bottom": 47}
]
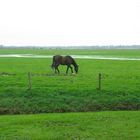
[{"left": 51, "top": 55, "right": 79, "bottom": 74}]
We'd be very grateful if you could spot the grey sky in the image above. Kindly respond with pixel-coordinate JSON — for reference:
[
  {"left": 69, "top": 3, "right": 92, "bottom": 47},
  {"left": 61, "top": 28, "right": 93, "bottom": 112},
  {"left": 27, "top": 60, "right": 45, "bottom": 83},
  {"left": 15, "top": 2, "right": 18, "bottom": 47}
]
[{"left": 0, "top": 0, "right": 140, "bottom": 46}]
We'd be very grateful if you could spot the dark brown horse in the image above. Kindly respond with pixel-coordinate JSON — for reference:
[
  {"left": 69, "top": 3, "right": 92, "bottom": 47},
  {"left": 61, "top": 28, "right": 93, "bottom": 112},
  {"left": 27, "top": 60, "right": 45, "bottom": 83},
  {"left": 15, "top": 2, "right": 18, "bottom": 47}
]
[{"left": 51, "top": 55, "right": 78, "bottom": 74}]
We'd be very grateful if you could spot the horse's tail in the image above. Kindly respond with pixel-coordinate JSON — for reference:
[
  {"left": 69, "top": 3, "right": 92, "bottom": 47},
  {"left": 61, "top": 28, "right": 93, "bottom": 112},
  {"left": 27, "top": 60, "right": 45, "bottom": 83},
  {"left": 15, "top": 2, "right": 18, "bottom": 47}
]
[{"left": 51, "top": 56, "right": 55, "bottom": 69}]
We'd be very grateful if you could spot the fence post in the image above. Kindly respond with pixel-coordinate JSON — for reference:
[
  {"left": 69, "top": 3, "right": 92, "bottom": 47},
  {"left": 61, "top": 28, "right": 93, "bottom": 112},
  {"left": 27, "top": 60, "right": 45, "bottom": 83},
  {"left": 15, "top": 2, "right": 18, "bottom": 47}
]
[
  {"left": 98, "top": 73, "right": 102, "bottom": 90},
  {"left": 28, "top": 72, "right": 32, "bottom": 90}
]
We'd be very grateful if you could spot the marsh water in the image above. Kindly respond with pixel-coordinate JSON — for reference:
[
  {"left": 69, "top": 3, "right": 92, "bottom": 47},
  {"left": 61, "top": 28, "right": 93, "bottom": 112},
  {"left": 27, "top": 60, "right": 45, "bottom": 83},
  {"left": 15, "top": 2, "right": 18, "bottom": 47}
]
[{"left": 0, "top": 54, "right": 140, "bottom": 61}]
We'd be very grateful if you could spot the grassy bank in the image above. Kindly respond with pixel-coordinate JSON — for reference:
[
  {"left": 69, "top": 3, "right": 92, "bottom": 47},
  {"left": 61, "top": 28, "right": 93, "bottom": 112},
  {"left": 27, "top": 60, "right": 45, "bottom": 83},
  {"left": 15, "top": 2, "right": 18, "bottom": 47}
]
[{"left": 0, "top": 111, "right": 140, "bottom": 140}]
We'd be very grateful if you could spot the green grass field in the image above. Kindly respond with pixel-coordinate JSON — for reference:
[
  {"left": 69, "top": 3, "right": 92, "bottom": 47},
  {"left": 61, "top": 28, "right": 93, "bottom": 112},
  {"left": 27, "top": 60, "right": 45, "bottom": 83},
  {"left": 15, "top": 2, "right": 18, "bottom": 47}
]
[
  {"left": 0, "top": 49, "right": 140, "bottom": 58},
  {"left": 0, "top": 49, "right": 140, "bottom": 114},
  {"left": 0, "top": 111, "right": 140, "bottom": 140}
]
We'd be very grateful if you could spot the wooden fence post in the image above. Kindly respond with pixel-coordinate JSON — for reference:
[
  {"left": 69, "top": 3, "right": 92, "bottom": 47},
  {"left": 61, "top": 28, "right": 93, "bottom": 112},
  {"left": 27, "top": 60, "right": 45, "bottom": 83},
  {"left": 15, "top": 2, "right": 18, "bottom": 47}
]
[
  {"left": 28, "top": 72, "right": 32, "bottom": 90},
  {"left": 98, "top": 73, "right": 102, "bottom": 90}
]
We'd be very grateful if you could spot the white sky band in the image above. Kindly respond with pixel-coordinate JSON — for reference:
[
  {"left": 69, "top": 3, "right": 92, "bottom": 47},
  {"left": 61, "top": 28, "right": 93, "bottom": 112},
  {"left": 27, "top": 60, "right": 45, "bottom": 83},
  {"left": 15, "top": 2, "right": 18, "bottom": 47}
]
[{"left": 0, "top": 0, "right": 140, "bottom": 46}]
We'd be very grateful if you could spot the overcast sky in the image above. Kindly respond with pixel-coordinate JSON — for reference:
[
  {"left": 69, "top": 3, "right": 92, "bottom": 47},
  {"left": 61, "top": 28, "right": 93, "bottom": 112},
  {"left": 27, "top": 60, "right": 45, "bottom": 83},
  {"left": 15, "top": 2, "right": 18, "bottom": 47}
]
[{"left": 0, "top": 0, "right": 140, "bottom": 46}]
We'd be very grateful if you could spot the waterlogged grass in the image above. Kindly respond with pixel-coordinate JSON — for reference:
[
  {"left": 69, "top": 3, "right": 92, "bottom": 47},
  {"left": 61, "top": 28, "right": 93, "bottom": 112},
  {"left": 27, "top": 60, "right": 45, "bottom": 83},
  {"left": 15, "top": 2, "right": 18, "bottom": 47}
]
[
  {"left": 0, "top": 49, "right": 140, "bottom": 114},
  {"left": 0, "top": 111, "right": 140, "bottom": 140},
  {"left": 0, "top": 49, "right": 140, "bottom": 58}
]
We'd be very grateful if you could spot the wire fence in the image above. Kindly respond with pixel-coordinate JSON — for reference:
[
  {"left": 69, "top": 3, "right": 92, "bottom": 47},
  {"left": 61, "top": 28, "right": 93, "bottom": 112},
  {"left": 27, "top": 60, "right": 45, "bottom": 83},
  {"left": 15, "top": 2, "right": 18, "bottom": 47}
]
[{"left": 0, "top": 72, "right": 139, "bottom": 92}]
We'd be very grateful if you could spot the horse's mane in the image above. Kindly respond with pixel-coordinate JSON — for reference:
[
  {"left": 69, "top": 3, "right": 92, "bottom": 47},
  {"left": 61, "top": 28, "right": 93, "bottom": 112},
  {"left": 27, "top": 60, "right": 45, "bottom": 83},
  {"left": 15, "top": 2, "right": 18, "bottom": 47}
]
[{"left": 70, "top": 56, "right": 78, "bottom": 67}]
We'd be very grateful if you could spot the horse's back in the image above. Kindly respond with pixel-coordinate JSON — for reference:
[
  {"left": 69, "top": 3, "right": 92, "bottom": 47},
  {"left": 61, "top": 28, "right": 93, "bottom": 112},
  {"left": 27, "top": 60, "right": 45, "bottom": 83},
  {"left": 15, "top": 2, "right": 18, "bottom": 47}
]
[
  {"left": 53, "top": 55, "right": 62, "bottom": 59},
  {"left": 53, "top": 55, "right": 74, "bottom": 65},
  {"left": 53, "top": 55, "right": 62, "bottom": 61},
  {"left": 53, "top": 55, "right": 63, "bottom": 64}
]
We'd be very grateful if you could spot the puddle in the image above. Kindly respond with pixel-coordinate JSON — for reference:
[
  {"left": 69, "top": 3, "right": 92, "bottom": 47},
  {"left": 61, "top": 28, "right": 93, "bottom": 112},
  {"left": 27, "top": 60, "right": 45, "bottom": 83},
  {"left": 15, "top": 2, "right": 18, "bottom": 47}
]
[{"left": 0, "top": 54, "right": 140, "bottom": 61}]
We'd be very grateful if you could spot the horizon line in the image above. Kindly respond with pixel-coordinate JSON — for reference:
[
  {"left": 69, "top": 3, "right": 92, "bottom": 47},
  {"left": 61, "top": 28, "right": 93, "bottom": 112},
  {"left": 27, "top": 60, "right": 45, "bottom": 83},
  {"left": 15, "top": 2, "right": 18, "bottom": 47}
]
[{"left": 0, "top": 45, "right": 140, "bottom": 47}]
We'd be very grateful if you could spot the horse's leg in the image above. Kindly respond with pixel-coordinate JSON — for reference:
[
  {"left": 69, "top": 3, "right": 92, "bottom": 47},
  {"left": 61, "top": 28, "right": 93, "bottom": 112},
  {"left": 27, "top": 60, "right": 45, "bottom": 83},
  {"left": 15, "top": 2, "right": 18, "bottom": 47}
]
[
  {"left": 55, "top": 68, "right": 57, "bottom": 74},
  {"left": 56, "top": 67, "right": 60, "bottom": 74},
  {"left": 69, "top": 65, "right": 73, "bottom": 73},
  {"left": 66, "top": 66, "right": 69, "bottom": 74},
  {"left": 54, "top": 65, "right": 57, "bottom": 74},
  {"left": 56, "top": 65, "right": 60, "bottom": 74}
]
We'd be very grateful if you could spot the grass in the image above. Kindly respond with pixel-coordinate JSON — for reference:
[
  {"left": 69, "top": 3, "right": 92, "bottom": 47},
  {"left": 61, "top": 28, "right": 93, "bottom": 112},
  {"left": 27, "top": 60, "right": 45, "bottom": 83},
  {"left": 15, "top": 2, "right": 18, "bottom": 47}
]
[
  {"left": 0, "top": 49, "right": 140, "bottom": 57},
  {"left": 0, "top": 111, "right": 140, "bottom": 140},
  {"left": 0, "top": 49, "right": 140, "bottom": 114}
]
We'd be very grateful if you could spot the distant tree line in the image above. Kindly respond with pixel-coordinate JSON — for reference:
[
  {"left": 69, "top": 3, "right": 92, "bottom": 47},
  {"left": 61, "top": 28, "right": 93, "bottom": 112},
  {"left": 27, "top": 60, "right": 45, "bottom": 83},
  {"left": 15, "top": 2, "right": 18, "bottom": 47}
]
[{"left": 0, "top": 45, "right": 140, "bottom": 50}]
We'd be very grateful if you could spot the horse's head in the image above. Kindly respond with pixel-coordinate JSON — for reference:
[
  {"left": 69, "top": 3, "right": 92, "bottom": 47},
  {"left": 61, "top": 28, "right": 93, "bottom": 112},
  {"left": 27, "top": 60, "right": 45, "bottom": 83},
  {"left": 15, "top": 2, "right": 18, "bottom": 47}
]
[{"left": 74, "top": 65, "right": 79, "bottom": 73}]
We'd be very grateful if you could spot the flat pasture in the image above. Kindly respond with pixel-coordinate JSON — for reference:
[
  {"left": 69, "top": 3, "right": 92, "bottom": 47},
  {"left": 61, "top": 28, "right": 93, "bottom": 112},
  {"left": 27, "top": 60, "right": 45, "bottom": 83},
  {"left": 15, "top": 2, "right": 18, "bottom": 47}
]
[{"left": 0, "top": 49, "right": 140, "bottom": 114}]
